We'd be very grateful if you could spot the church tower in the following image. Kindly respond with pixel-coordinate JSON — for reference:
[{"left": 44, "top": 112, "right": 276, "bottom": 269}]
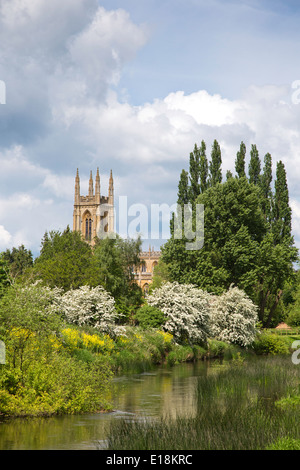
[{"left": 73, "top": 168, "right": 114, "bottom": 244}]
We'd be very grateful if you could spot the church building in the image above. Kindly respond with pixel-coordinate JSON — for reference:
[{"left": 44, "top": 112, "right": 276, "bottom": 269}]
[
  {"left": 73, "top": 168, "right": 161, "bottom": 289},
  {"left": 73, "top": 168, "right": 114, "bottom": 245}
]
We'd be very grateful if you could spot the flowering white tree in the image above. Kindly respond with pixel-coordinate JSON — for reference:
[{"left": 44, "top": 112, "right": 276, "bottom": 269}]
[
  {"left": 147, "top": 282, "right": 211, "bottom": 345},
  {"left": 210, "top": 285, "right": 258, "bottom": 347},
  {"left": 59, "top": 285, "right": 123, "bottom": 335}
]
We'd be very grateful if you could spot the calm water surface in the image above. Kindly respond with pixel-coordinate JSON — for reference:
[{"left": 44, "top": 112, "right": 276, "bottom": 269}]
[{"left": 0, "top": 361, "right": 213, "bottom": 450}]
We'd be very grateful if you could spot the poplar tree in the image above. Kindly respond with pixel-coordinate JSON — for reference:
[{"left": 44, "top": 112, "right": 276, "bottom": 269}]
[
  {"left": 209, "top": 139, "right": 222, "bottom": 186},
  {"left": 199, "top": 140, "right": 208, "bottom": 193},
  {"left": 235, "top": 141, "right": 246, "bottom": 178},
  {"left": 189, "top": 143, "right": 200, "bottom": 203},
  {"left": 163, "top": 141, "right": 298, "bottom": 327},
  {"left": 259, "top": 152, "right": 273, "bottom": 222},
  {"left": 272, "top": 160, "right": 292, "bottom": 244},
  {"left": 248, "top": 144, "right": 261, "bottom": 185},
  {"left": 177, "top": 169, "right": 189, "bottom": 205}
]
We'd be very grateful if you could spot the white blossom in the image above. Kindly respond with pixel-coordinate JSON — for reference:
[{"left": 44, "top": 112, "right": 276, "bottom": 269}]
[
  {"left": 209, "top": 285, "right": 258, "bottom": 347},
  {"left": 147, "top": 282, "right": 211, "bottom": 345},
  {"left": 58, "top": 285, "right": 124, "bottom": 335}
]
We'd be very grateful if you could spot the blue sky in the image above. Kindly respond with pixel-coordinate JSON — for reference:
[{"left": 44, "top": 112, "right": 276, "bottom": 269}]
[{"left": 0, "top": 0, "right": 300, "bottom": 255}]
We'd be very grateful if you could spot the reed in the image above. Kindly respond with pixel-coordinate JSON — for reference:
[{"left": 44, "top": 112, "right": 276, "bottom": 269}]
[{"left": 106, "top": 356, "right": 300, "bottom": 450}]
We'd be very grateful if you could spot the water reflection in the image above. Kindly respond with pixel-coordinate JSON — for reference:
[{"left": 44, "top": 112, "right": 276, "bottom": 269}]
[{"left": 0, "top": 361, "right": 211, "bottom": 450}]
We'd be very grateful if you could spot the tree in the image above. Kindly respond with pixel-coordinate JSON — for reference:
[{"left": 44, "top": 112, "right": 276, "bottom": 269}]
[
  {"left": 177, "top": 169, "right": 189, "bottom": 206},
  {"left": 188, "top": 143, "right": 200, "bottom": 203},
  {"left": 93, "top": 235, "right": 143, "bottom": 310},
  {"left": 210, "top": 286, "right": 258, "bottom": 347},
  {"left": 147, "top": 282, "right": 211, "bottom": 346},
  {"left": 33, "top": 227, "right": 94, "bottom": 291},
  {"left": 209, "top": 139, "right": 222, "bottom": 187},
  {"left": 248, "top": 144, "right": 261, "bottom": 185},
  {"left": 199, "top": 140, "right": 208, "bottom": 193},
  {"left": 58, "top": 285, "right": 123, "bottom": 335},
  {"left": 151, "top": 259, "right": 170, "bottom": 290},
  {"left": 235, "top": 141, "right": 246, "bottom": 178},
  {"left": 272, "top": 160, "right": 292, "bottom": 244},
  {"left": 162, "top": 175, "right": 297, "bottom": 327},
  {"left": 0, "top": 256, "right": 10, "bottom": 296},
  {"left": 259, "top": 153, "right": 273, "bottom": 222},
  {"left": 1, "top": 245, "right": 33, "bottom": 281}
]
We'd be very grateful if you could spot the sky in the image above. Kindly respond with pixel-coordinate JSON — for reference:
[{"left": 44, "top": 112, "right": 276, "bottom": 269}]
[{"left": 1, "top": 0, "right": 300, "bottom": 256}]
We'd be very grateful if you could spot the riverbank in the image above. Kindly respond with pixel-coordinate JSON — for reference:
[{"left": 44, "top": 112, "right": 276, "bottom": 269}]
[
  {"left": 107, "top": 355, "right": 300, "bottom": 451},
  {"left": 0, "top": 324, "right": 299, "bottom": 419}
]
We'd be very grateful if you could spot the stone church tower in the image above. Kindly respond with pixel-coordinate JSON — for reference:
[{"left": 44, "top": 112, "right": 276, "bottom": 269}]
[{"left": 73, "top": 168, "right": 114, "bottom": 244}]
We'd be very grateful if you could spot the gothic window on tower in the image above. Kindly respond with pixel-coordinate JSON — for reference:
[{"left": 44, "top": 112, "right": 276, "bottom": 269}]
[{"left": 85, "top": 217, "right": 92, "bottom": 241}]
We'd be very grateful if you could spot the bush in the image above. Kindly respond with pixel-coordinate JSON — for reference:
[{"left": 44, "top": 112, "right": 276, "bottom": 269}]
[
  {"left": 252, "top": 332, "right": 290, "bottom": 355},
  {"left": 59, "top": 285, "right": 124, "bottom": 336},
  {"left": 210, "top": 286, "right": 258, "bottom": 347},
  {"left": 286, "top": 309, "right": 300, "bottom": 327},
  {"left": 147, "top": 282, "right": 211, "bottom": 346},
  {"left": 135, "top": 305, "right": 165, "bottom": 329}
]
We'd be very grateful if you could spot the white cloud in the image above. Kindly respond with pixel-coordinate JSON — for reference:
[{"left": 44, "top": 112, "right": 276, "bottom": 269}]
[
  {"left": 0, "top": 1, "right": 300, "bottom": 254},
  {"left": 0, "top": 225, "right": 12, "bottom": 249}
]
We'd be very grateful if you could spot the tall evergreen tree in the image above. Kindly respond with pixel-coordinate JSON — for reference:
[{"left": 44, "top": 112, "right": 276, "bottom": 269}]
[
  {"left": 272, "top": 160, "right": 292, "bottom": 244},
  {"left": 177, "top": 169, "right": 190, "bottom": 205},
  {"left": 248, "top": 144, "right": 261, "bottom": 185},
  {"left": 259, "top": 152, "right": 273, "bottom": 222},
  {"left": 209, "top": 139, "right": 222, "bottom": 187},
  {"left": 235, "top": 141, "right": 246, "bottom": 178},
  {"left": 199, "top": 140, "right": 208, "bottom": 193},
  {"left": 189, "top": 143, "right": 200, "bottom": 203}
]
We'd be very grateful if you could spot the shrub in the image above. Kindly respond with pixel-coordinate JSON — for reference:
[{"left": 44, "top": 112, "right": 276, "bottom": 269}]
[
  {"left": 210, "top": 286, "right": 258, "bottom": 347},
  {"left": 286, "top": 309, "right": 300, "bottom": 327},
  {"left": 252, "top": 332, "right": 290, "bottom": 355},
  {"left": 147, "top": 282, "right": 211, "bottom": 346},
  {"left": 135, "top": 305, "right": 165, "bottom": 329},
  {"left": 59, "top": 285, "right": 124, "bottom": 336}
]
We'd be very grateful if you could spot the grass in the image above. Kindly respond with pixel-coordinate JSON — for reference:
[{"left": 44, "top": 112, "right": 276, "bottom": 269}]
[{"left": 106, "top": 356, "right": 300, "bottom": 450}]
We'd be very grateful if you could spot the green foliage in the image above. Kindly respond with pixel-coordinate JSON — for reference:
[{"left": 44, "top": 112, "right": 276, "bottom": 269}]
[
  {"left": 272, "top": 160, "right": 292, "bottom": 244},
  {"left": 252, "top": 332, "right": 290, "bottom": 355},
  {"left": 33, "top": 227, "right": 94, "bottom": 291},
  {"left": 0, "top": 255, "right": 10, "bottom": 297},
  {"left": 33, "top": 228, "right": 143, "bottom": 310},
  {"left": 286, "top": 309, "right": 300, "bottom": 327},
  {"left": 1, "top": 245, "right": 33, "bottom": 281},
  {"left": 135, "top": 305, "right": 165, "bottom": 329},
  {"left": 199, "top": 140, "right": 208, "bottom": 193},
  {"left": 235, "top": 141, "right": 246, "bottom": 178},
  {"left": 259, "top": 152, "right": 273, "bottom": 222},
  {"left": 162, "top": 149, "right": 298, "bottom": 327},
  {"left": 177, "top": 169, "right": 189, "bottom": 205},
  {"left": 208, "top": 139, "right": 222, "bottom": 187},
  {"left": 151, "top": 259, "right": 170, "bottom": 290},
  {"left": 188, "top": 144, "right": 200, "bottom": 203},
  {"left": 93, "top": 235, "right": 143, "bottom": 308},
  {"left": 248, "top": 144, "right": 261, "bottom": 185}
]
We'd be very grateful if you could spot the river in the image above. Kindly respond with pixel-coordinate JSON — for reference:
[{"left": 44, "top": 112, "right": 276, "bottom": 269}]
[{"left": 0, "top": 360, "right": 213, "bottom": 450}]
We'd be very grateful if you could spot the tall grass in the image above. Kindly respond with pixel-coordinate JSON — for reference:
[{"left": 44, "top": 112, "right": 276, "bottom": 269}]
[{"left": 106, "top": 356, "right": 300, "bottom": 450}]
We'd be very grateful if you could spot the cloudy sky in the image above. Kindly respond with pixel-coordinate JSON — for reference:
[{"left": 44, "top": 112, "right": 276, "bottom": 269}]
[{"left": 1, "top": 0, "right": 300, "bottom": 256}]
